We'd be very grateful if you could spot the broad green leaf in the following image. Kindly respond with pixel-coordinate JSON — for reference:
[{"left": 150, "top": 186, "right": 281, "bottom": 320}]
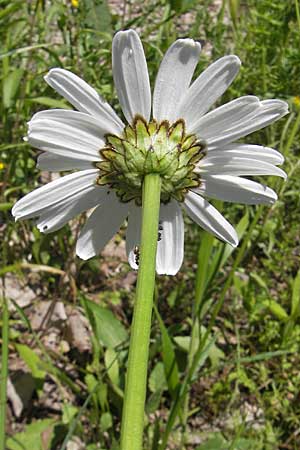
[
  {"left": 149, "top": 362, "right": 167, "bottom": 393},
  {"left": 15, "top": 344, "right": 46, "bottom": 393},
  {"left": 83, "top": 297, "right": 128, "bottom": 349},
  {"left": 6, "top": 419, "right": 56, "bottom": 450},
  {"left": 82, "top": 0, "right": 112, "bottom": 35}
]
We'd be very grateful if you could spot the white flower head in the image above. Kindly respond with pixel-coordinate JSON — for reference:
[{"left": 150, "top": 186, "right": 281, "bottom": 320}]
[{"left": 12, "top": 30, "right": 288, "bottom": 275}]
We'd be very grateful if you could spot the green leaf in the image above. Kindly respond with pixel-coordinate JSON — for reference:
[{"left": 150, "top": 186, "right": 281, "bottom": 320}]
[
  {"left": 15, "top": 344, "right": 46, "bottom": 393},
  {"left": 153, "top": 305, "right": 180, "bottom": 398},
  {"left": 146, "top": 388, "right": 163, "bottom": 414},
  {"left": 250, "top": 272, "right": 268, "bottom": 291},
  {"left": 3, "top": 69, "right": 24, "bottom": 108},
  {"left": 174, "top": 324, "right": 224, "bottom": 370},
  {"left": 228, "top": 0, "right": 241, "bottom": 29},
  {"left": 263, "top": 299, "right": 289, "bottom": 322},
  {"left": 196, "top": 433, "right": 227, "bottom": 449},
  {"left": 194, "top": 231, "right": 215, "bottom": 312},
  {"left": 0, "top": 44, "right": 53, "bottom": 60},
  {"left": 291, "top": 269, "right": 300, "bottom": 319},
  {"left": 83, "top": 297, "right": 128, "bottom": 349},
  {"left": 166, "top": 286, "right": 178, "bottom": 308},
  {"left": 26, "top": 96, "right": 71, "bottom": 108},
  {"left": 85, "top": 373, "right": 108, "bottom": 411},
  {"left": 62, "top": 404, "right": 78, "bottom": 425},
  {"left": 6, "top": 419, "right": 56, "bottom": 450},
  {"left": 104, "top": 348, "right": 119, "bottom": 386},
  {"left": 0, "top": 202, "right": 13, "bottom": 211},
  {"left": 82, "top": 0, "right": 112, "bottom": 34},
  {"left": 100, "top": 412, "right": 113, "bottom": 431},
  {"left": 0, "top": 1, "right": 23, "bottom": 20},
  {"left": 149, "top": 362, "right": 167, "bottom": 393},
  {"left": 190, "top": 332, "right": 220, "bottom": 382},
  {"left": 238, "top": 349, "right": 294, "bottom": 363}
]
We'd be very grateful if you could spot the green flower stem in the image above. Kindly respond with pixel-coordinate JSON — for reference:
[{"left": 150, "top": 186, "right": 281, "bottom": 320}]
[
  {"left": 120, "top": 173, "right": 161, "bottom": 450},
  {"left": 0, "top": 294, "right": 9, "bottom": 450}
]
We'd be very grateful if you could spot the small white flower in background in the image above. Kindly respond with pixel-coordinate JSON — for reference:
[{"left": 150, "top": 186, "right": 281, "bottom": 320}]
[{"left": 12, "top": 30, "right": 288, "bottom": 275}]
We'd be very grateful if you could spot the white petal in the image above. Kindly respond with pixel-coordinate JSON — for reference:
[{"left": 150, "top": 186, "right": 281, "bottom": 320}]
[
  {"left": 126, "top": 201, "right": 184, "bottom": 275},
  {"left": 156, "top": 201, "right": 184, "bottom": 275},
  {"left": 76, "top": 194, "right": 128, "bottom": 260},
  {"left": 45, "top": 68, "right": 124, "bottom": 134},
  {"left": 206, "top": 144, "right": 284, "bottom": 165},
  {"left": 196, "top": 175, "right": 278, "bottom": 205},
  {"left": 198, "top": 156, "right": 287, "bottom": 178},
  {"left": 30, "top": 109, "right": 110, "bottom": 140},
  {"left": 37, "top": 152, "right": 94, "bottom": 171},
  {"left": 28, "top": 119, "right": 102, "bottom": 161},
  {"left": 36, "top": 186, "right": 108, "bottom": 233},
  {"left": 178, "top": 55, "right": 241, "bottom": 130},
  {"left": 12, "top": 169, "right": 99, "bottom": 220},
  {"left": 192, "top": 96, "right": 260, "bottom": 137},
  {"left": 205, "top": 100, "right": 288, "bottom": 148},
  {"left": 261, "top": 99, "right": 288, "bottom": 109},
  {"left": 184, "top": 191, "right": 238, "bottom": 247},
  {"left": 153, "top": 39, "right": 201, "bottom": 122},
  {"left": 112, "top": 30, "right": 151, "bottom": 123},
  {"left": 126, "top": 204, "right": 142, "bottom": 270}
]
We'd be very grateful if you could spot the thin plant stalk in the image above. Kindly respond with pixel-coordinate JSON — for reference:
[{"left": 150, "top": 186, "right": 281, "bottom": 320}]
[
  {"left": 120, "top": 174, "right": 161, "bottom": 450},
  {"left": 0, "top": 294, "right": 9, "bottom": 450}
]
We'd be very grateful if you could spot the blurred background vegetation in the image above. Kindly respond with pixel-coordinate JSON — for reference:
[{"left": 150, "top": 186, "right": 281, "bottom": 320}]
[{"left": 1, "top": 0, "right": 300, "bottom": 449}]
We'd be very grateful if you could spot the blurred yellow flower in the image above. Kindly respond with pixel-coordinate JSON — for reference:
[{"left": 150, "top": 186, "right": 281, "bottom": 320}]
[
  {"left": 0, "top": 162, "right": 5, "bottom": 170},
  {"left": 293, "top": 96, "right": 300, "bottom": 108},
  {"left": 71, "top": 0, "right": 79, "bottom": 8}
]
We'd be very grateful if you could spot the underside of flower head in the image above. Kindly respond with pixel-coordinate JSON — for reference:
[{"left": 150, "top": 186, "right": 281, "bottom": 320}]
[
  {"left": 11, "top": 28, "right": 289, "bottom": 275},
  {"left": 96, "top": 116, "right": 206, "bottom": 205}
]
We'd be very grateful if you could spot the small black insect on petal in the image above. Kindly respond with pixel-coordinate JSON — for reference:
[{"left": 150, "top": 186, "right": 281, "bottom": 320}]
[
  {"left": 158, "top": 222, "right": 163, "bottom": 241},
  {"left": 134, "top": 245, "right": 140, "bottom": 266}
]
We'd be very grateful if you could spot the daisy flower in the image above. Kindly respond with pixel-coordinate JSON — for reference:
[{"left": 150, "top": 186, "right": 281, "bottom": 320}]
[{"left": 12, "top": 30, "right": 288, "bottom": 275}]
